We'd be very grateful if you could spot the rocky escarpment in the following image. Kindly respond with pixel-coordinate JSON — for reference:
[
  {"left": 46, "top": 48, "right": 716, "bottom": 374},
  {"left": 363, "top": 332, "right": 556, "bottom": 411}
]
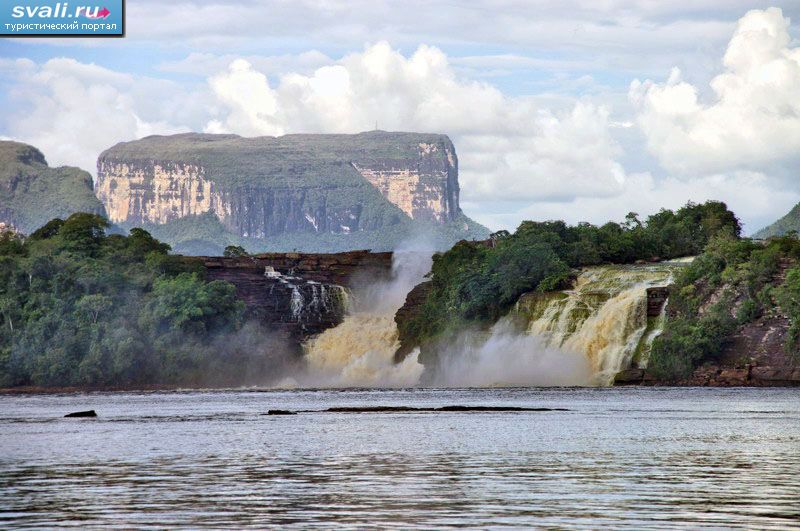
[
  {"left": 96, "top": 132, "right": 487, "bottom": 254},
  {"left": 0, "top": 141, "right": 105, "bottom": 234},
  {"left": 189, "top": 250, "right": 394, "bottom": 343},
  {"left": 616, "top": 257, "right": 800, "bottom": 386}
]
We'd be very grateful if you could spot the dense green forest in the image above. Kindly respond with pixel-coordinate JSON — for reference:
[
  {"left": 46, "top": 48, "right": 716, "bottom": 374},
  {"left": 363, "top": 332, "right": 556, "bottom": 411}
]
[
  {"left": 398, "top": 201, "right": 742, "bottom": 349},
  {"left": 4, "top": 202, "right": 796, "bottom": 389},
  {"left": 0, "top": 214, "right": 287, "bottom": 388},
  {"left": 648, "top": 233, "right": 800, "bottom": 380}
]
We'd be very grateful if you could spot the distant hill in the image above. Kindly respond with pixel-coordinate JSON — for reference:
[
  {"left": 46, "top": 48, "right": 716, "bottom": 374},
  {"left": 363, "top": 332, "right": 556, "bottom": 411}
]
[
  {"left": 753, "top": 203, "right": 800, "bottom": 238},
  {"left": 96, "top": 131, "right": 489, "bottom": 254},
  {"left": 0, "top": 141, "right": 105, "bottom": 234}
]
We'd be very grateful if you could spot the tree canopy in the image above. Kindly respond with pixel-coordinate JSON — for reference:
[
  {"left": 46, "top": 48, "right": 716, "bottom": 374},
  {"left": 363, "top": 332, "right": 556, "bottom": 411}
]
[
  {"left": 0, "top": 213, "right": 285, "bottom": 388},
  {"left": 399, "top": 201, "right": 742, "bottom": 347}
]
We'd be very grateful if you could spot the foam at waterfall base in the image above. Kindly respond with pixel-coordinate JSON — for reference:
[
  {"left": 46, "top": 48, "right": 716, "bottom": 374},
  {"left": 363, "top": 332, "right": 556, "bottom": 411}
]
[
  {"left": 433, "top": 317, "right": 594, "bottom": 387},
  {"left": 297, "top": 245, "right": 433, "bottom": 388}
]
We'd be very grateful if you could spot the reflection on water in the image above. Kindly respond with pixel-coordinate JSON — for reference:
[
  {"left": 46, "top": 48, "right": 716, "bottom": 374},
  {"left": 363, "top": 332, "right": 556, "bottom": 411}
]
[{"left": 1, "top": 387, "right": 799, "bottom": 528}]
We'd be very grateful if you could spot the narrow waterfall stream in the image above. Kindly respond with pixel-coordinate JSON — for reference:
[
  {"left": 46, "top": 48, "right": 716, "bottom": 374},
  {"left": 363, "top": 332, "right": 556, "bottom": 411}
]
[{"left": 264, "top": 265, "right": 350, "bottom": 328}]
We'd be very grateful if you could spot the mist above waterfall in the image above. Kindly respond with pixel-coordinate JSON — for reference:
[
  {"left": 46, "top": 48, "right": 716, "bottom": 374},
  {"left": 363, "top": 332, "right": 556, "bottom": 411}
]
[{"left": 350, "top": 239, "right": 436, "bottom": 313}]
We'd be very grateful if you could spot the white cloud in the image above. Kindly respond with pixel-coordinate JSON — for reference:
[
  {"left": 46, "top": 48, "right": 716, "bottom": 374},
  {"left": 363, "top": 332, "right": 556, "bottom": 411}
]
[
  {"left": 118, "top": 1, "right": 750, "bottom": 71},
  {"left": 3, "top": 58, "right": 192, "bottom": 173},
  {"left": 205, "top": 59, "right": 283, "bottom": 136},
  {"left": 630, "top": 7, "right": 800, "bottom": 176},
  {"left": 2, "top": 46, "right": 626, "bottom": 206},
  {"left": 477, "top": 170, "right": 800, "bottom": 236},
  {"left": 157, "top": 51, "right": 332, "bottom": 77},
  {"left": 203, "top": 42, "right": 626, "bottom": 202}
]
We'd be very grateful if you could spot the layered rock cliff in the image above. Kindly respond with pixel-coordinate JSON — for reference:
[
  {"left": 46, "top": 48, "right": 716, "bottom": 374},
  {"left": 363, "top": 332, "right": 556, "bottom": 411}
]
[
  {"left": 188, "top": 250, "right": 394, "bottom": 346},
  {"left": 0, "top": 141, "right": 105, "bottom": 234},
  {"left": 97, "top": 132, "right": 487, "bottom": 254}
]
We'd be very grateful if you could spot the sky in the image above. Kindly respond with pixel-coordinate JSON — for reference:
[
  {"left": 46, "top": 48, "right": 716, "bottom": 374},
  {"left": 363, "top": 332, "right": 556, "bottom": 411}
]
[{"left": 1, "top": 1, "right": 799, "bottom": 234}]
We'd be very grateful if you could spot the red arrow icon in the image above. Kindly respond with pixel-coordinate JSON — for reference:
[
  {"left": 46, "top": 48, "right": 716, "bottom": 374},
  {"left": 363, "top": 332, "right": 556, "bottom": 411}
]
[{"left": 86, "top": 7, "right": 111, "bottom": 19}]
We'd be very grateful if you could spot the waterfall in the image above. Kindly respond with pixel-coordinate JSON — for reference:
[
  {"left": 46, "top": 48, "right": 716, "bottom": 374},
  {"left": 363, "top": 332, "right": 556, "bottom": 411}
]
[
  {"left": 290, "top": 285, "right": 304, "bottom": 320},
  {"left": 303, "top": 313, "right": 423, "bottom": 387},
  {"left": 518, "top": 263, "right": 685, "bottom": 385},
  {"left": 294, "top": 255, "right": 686, "bottom": 388},
  {"left": 298, "top": 247, "right": 432, "bottom": 388}
]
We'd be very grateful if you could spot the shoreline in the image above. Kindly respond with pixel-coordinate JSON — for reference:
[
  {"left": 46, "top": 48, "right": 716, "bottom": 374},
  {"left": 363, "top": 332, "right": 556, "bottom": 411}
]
[
  {"left": 615, "top": 365, "right": 800, "bottom": 387},
  {"left": 3, "top": 381, "right": 800, "bottom": 395},
  {"left": 0, "top": 384, "right": 189, "bottom": 395}
]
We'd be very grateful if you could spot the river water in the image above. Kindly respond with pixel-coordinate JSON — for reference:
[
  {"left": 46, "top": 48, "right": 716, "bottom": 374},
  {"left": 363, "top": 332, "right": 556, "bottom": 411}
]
[{"left": 1, "top": 387, "right": 798, "bottom": 529}]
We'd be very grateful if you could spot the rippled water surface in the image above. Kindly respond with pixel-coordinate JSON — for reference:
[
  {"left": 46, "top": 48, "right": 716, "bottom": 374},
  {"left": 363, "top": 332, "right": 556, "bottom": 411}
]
[{"left": 1, "top": 387, "right": 799, "bottom": 529}]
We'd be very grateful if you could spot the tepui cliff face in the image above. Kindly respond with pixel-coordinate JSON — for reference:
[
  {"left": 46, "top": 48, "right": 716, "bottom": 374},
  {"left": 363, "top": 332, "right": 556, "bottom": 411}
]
[{"left": 96, "top": 131, "right": 485, "bottom": 253}]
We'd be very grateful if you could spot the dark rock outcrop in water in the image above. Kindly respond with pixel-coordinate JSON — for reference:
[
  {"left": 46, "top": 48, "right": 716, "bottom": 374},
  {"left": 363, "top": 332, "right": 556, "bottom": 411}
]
[
  {"left": 96, "top": 131, "right": 489, "bottom": 253},
  {"left": 646, "top": 287, "right": 669, "bottom": 317},
  {"left": 64, "top": 410, "right": 97, "bottom": 418},
  {"left": 268, "top": 406, "right": 570, "bottom": 414}
]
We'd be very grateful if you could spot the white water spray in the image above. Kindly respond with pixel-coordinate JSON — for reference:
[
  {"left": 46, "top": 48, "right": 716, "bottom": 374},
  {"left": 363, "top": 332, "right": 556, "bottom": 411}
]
[
  {"left": 432, "top": 317, "right": 593, "bottom": 387},
  {"left": 297, "top": 248, "right": 686, "bottom": 388}
]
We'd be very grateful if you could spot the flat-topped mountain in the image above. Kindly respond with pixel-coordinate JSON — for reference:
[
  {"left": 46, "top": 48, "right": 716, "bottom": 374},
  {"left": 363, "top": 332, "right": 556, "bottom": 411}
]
[
  {"left": 0, "top": 141, "right": 105, "bottom": 234},
  {"left": 96, "top": 131, "right": 489, "bottom": 254}
]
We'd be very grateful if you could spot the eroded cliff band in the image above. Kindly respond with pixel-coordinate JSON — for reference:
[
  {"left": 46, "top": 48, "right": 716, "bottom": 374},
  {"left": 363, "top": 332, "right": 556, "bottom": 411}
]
[{"left": 95, "top": 131, "right": 488, "bottom": 254}]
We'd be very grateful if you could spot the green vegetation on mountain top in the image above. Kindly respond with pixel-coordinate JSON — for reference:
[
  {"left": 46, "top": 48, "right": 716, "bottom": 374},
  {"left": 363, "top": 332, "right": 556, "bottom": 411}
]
[
  {"left": 0, "top": 141, "right": 105, "bottom": 234},
  {"left": 99, "top": 131, "right": 456, "bottom": 189}
]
